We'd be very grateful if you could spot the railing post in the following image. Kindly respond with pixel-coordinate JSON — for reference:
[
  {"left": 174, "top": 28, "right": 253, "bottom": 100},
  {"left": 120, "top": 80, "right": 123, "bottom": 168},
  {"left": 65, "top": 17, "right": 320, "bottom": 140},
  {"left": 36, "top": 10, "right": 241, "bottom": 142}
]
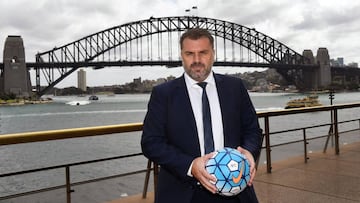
[
  {"left": 264, "top": 116, "right": 272, "bottom": 173},
  {"left": 65, "top": 166, "right": 73, "bottom": 203},
  {"left": 142, "top": 160, "right": 152, "bottom": 198},
  {"left": 153, "top": 163, "right": 159, "bottom": 195},
  {"left": 334, "top": 109, "right": 339, "bottom": 155},
  {"left": 323, "top": 107, "right": 334, "bottom": 153},
  {"left": 142, "top": 160, "right": 159, "bottom": 199},
  {"left": 303, "top": 129, "right": 309, "bottom": 163}
]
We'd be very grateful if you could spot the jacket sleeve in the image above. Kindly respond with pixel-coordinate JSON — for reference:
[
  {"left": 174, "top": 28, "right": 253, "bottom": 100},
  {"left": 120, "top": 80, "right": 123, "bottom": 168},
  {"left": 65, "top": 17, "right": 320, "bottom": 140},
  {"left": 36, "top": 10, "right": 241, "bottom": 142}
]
[
  {"left": 141, "top": 85, "right": 194, "bottom": 181},
  {"left": 238, "top": 82, "right": 262, "bottom": 162}
]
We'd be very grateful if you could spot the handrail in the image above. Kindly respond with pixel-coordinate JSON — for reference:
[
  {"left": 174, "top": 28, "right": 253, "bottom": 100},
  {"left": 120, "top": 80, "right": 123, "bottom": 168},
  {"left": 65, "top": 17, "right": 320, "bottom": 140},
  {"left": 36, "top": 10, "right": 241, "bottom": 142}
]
[
  {"left": 0, "top": 122, "right": 143, "bottom": 146},
  {"left": 0, "top": 103, "right": 359, "bottom": 202},
  {"left": 1, "top": 103, "right": 359, "bottom": 146}
]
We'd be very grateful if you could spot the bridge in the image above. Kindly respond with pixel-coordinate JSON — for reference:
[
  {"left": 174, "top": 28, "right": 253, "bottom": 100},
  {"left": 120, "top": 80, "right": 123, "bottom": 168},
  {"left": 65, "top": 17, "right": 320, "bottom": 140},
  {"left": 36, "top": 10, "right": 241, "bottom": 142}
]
[{"left": 1, "top": 16, "right": 359, "bottom": 97}]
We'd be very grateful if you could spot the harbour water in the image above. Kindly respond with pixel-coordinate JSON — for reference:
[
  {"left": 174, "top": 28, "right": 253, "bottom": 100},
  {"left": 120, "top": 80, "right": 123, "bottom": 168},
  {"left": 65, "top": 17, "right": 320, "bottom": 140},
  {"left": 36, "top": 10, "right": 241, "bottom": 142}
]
[{"left": 0, "top": 91, "right": 360, "bottom": 198}]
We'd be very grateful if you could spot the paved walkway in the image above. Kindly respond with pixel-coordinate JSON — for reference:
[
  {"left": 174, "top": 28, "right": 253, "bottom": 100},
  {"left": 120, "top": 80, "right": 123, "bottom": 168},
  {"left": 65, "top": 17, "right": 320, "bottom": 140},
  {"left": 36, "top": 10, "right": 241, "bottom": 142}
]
[
  {"left": 255, "top": 141, "right": 360, "bottom": 203},
  {"left": 107, "top": 140, "right": 360, "bottom": 203}
]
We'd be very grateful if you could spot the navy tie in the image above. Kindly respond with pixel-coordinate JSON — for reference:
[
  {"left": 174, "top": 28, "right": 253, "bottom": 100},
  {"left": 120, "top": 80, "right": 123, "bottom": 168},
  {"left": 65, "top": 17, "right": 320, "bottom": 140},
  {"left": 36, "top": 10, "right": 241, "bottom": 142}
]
[{"left": 197, "top": 82, "right": 214, "bottom": 154}]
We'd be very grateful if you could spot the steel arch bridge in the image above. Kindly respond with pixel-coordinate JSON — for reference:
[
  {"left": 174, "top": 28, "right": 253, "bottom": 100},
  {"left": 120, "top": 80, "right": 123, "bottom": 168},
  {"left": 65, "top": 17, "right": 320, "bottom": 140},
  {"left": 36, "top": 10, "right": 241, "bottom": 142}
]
[{"left": 33, "top": 16, "right": 314, "bottom": 96}]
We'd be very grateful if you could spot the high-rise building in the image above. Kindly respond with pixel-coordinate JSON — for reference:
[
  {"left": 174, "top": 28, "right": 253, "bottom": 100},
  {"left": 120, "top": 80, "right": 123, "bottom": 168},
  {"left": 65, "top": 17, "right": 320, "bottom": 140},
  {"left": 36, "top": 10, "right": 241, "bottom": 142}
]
[
  {"left": 337, "top": 57, "right": 344, "bottom": 66},
  {"left": 77, "top": 69, "right": 86, "bottom": 91}
]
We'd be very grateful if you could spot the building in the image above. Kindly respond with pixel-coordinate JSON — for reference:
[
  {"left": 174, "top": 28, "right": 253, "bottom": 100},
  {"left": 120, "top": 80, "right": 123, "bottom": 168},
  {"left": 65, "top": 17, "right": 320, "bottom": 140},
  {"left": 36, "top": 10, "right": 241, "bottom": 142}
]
[
  {"left": 330, "top": 57, "right": 345, "bottom": 66},
  {"left": 348, "top": 62, "right": 358, "bottom": 68},
  {"left": 77, "top": 69, "right": 86, "bottom": 91}
]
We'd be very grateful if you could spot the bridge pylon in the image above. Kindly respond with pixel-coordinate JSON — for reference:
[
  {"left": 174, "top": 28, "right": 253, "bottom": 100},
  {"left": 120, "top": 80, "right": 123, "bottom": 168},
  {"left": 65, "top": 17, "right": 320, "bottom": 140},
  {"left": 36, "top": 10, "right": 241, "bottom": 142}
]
[
  {"left": 0, "top": 36, "right": 32, "bottom": 98},
  {"left": 316, "top": 48, "right": 332, "bottom": 89},
  {"left": 300, "top": 48, "right": 331, "bottom": 90},
  {"left": 302, "top": 49, "right": 318, "bottom": 89}
]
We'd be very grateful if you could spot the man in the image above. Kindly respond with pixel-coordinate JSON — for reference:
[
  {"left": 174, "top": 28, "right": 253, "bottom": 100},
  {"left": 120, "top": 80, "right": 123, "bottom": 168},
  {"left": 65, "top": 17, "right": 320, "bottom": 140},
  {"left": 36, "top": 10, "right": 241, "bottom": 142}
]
[{"left": 141, "top": 28, "right": 262, "bottom": 203}]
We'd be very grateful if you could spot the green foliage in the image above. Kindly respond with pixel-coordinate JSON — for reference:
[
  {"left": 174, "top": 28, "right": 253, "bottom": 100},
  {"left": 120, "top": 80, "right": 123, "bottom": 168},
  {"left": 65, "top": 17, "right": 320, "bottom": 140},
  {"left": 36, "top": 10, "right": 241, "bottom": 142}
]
[{"left": 0, "top": 93, "right": 17, "bottom": 100}]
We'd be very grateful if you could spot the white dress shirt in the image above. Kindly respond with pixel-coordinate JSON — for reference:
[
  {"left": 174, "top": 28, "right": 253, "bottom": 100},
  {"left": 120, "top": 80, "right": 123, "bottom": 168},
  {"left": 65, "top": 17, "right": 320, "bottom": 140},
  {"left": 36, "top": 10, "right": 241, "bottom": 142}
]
[{"left": 184, "top": 72, "right": 224, "bottom": 156}]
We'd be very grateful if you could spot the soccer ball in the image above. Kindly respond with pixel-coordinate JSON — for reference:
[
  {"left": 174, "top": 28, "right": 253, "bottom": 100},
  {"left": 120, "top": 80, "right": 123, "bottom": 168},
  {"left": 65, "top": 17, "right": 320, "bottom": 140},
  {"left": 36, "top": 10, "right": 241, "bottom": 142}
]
[{"left": 205, "top": 147, "right": 251, "bottom": 196}]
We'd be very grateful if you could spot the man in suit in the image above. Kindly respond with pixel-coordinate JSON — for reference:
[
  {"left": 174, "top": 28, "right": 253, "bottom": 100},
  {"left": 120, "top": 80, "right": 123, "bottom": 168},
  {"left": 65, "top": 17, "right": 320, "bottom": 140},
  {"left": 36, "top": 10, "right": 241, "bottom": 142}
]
[{"left": 141, "top": 28, "right": 262, "bottom": 203}]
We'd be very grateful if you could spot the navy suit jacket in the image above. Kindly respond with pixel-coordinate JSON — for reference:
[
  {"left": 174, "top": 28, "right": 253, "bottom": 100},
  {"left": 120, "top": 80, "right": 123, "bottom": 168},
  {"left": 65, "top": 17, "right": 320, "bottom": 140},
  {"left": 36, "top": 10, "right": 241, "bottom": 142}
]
[{"left": 141, "top": 73, "right": 262, "bottom": 203}]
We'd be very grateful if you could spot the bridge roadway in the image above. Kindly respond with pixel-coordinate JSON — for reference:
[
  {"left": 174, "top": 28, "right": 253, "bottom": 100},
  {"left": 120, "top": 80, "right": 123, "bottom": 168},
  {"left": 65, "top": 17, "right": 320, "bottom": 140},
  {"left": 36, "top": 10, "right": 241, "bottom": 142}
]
[{"left": 0, "top": 61, "right": 318, "bottom": 69}]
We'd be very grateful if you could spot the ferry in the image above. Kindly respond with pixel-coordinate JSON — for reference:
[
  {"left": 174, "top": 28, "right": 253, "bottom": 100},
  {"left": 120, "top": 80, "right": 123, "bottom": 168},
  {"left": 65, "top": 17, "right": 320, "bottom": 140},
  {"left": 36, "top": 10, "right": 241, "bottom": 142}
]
[{"left": 285, "top": 94, "right": 322, "bottom": 109}]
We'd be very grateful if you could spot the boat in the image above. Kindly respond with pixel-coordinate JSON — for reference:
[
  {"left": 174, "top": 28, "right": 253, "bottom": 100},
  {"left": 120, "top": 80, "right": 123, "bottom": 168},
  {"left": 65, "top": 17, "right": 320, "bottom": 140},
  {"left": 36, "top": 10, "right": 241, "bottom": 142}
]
[
  {"left": 66, "top": 100, "right": 91, "bottom": 106},
  {"left": 88, "top": 95, "right": 99, "bottom": 100},
  {"left": 285, "top": 94, "right": 322, "bottom": 109}
]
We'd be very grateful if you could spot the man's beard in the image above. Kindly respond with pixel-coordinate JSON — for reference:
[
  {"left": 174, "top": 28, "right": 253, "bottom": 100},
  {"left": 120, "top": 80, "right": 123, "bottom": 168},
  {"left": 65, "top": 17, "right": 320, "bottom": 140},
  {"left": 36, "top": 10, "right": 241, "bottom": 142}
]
[{"left": 187, "top": 62, "right": 211, "bottom": 81}]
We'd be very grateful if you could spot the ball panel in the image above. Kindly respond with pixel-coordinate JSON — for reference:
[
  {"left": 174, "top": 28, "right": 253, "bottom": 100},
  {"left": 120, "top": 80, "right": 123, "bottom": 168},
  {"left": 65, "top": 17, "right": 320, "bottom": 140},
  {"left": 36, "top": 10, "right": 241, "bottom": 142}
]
[
  {"left": 214, "top": 167, "right": 226, "bottom": 180},
  {"left": 206, "top": 165, "right": 217, "bottom": 173}
]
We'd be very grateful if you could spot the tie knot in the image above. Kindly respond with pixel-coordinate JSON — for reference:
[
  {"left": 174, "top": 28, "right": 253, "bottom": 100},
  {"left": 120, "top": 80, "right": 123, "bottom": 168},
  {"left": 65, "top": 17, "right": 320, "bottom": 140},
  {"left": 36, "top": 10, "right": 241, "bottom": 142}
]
[{"left": 197, "top": 82, "right": 207, "bottom": 89}]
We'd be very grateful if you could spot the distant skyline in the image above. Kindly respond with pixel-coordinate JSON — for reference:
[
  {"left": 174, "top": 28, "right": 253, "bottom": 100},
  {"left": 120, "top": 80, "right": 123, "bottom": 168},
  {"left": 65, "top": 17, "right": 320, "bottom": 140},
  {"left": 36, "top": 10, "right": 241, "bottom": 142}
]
[
  {"left": 1, "top": 0, "right": 359, "bottom": 87},
  {"left": 61, "top": 67, "right": 267, "bottom": 88}
]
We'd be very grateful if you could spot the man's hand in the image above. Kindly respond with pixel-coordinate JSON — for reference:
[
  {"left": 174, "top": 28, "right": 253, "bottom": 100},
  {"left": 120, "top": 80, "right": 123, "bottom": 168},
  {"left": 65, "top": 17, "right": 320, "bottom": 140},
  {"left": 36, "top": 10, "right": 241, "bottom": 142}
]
[
  {"left": 191, "top": 153, "right": 217, "bottom": 194},
  {"left": 237, "top": 146, "right": 256, "bottom": 186}
]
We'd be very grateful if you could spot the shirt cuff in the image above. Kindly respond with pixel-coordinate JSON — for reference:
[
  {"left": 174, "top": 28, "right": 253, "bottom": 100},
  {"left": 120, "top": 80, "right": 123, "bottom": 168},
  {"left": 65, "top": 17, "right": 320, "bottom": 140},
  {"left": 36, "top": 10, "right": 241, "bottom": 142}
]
[{"left": 187, "top": 160, "right": 194, "bottom": 177}]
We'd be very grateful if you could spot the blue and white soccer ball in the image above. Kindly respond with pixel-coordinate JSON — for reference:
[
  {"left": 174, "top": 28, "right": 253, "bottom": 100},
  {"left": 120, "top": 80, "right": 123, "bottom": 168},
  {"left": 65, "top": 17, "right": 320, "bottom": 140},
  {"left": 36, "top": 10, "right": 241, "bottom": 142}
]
[{"left": 205, "top": 147, "right": 251, "bottom": 196}]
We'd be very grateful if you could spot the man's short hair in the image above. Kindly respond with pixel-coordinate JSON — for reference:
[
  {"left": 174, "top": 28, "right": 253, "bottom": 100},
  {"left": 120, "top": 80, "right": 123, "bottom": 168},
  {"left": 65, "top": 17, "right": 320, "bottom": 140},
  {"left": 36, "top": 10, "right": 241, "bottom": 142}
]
[{"left": 180, "top": 28, "right": 214, "bottom": 49}]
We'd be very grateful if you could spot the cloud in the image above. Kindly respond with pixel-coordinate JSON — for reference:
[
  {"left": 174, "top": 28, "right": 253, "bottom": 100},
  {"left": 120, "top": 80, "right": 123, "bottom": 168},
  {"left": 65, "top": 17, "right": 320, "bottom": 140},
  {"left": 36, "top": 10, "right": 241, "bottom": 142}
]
[{"left": 1, "top": 0, "right": 359, "bottom": 87}]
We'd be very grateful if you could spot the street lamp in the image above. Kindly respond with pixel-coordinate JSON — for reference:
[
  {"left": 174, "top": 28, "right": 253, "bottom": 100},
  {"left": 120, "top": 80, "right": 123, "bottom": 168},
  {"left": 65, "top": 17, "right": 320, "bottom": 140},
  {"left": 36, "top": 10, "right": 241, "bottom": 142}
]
[
  {"left": 185, "top": 6, "right": 198, "bottom": 16},
  {"left": 328, "top": 89, "right": 335, "bottom": 105}
]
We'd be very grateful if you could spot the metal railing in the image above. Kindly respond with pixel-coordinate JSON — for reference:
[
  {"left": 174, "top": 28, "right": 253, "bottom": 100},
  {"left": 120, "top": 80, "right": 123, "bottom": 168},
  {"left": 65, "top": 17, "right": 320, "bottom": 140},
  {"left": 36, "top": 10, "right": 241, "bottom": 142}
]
[
  {"left": 0, "top": 123, "right": 144, "bottom": 203},
  {"left": 0, "top": 103, "right": 360, "bottom": 202},
  {"left": 257, "top": 102, "right": 360, "bottom": 173}
]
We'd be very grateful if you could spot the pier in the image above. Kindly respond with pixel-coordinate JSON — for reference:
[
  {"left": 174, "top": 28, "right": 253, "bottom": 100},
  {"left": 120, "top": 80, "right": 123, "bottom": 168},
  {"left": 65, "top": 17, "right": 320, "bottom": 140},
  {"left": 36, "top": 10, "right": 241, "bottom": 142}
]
[
  {"left": 0, "top": 103, "right": 359, "bottom": 203},
  {"left": 108, "top": 136, "right": 360, "bottom": 203},
  {"left": 256, "top": 137, "right": 360, "bottom": 203},
  {"left": 2, "top": 136, "right": 358, "bottom": 203}
]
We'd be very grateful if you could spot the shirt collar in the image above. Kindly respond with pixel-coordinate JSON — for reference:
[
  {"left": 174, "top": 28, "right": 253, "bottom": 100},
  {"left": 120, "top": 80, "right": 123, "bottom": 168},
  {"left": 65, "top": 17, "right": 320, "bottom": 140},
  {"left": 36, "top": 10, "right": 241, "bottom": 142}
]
[{"left": 184, "top": 72, "right": 215, "bottom": 88}]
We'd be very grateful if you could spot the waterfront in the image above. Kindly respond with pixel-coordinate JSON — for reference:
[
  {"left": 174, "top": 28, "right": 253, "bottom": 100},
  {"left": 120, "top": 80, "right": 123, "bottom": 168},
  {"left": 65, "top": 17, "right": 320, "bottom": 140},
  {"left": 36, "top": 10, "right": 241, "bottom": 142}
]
[
  {"left": 2, "top": 91, "right": 360, "bottom": 134},
  {"left": 0, "top": 91, "right": 360, "bottom": 200}
]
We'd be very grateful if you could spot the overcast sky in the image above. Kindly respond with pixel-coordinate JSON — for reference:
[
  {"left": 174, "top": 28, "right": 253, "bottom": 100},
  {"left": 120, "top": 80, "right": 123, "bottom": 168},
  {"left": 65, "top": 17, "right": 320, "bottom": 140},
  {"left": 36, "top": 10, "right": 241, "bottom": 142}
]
[{"left": 1, "top": 0, "right": 359, "bottom": 87}]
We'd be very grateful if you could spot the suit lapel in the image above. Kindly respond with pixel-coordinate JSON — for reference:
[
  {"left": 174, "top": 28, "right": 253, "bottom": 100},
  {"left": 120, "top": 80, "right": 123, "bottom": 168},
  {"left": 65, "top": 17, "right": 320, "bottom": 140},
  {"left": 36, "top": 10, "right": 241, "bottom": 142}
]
[
  {"left": 173, "top": 76, "right": 201, "bottom": 155},
  {"left": 214, "top": 74, "right": 232, "bottom": 146}
]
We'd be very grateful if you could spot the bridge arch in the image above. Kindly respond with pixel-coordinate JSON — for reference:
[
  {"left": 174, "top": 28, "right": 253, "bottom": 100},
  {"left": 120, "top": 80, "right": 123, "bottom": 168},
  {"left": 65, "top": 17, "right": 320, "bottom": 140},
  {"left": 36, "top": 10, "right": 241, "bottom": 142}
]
[{"left": 35, "top": 16, "right": 310, "bottom": 96}]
